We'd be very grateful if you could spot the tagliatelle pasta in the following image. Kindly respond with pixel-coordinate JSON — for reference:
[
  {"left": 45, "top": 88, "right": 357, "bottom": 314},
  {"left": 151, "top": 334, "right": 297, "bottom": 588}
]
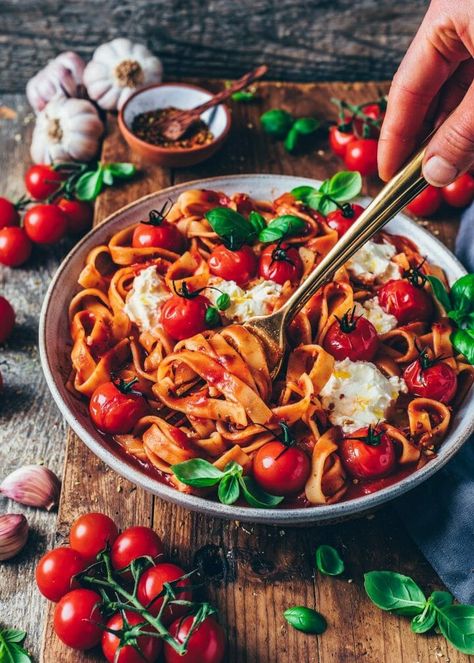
[{"left": 68, "top": 188, "right": 473, "bottom": 508}]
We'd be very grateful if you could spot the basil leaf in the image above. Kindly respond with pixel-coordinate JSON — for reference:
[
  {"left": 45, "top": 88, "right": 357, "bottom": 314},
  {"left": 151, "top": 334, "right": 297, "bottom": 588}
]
[
  {"left": 231, "top": 90, "right": 256, "bottom": 102},
  {"left": 411, "top": 604, "right": 436, "bottom": 634},
  {"left": 0, "top": 629, "right": 32, "bottom": 663},
  {"left": 436, "top": 605, "right": 474, "bottom": 655},
  {"left": 1, "top": 630, "right": 27, "bottom": 644},
  {"left": 364, "top": 571, "right": 426, "bottom": 616},
  {"left": 431, "top": 591, "right": 453, "bottom": 608},
  {"left": 106, "top": 162, "right": 136, "bottom": 179},
  {"left": 205, "top": 307, "right": 220, "bottom": 326},
  {"left": 315, "top": 545, "right": 345, "bottom": 576},
  {"left": 216, "top": 293, "right": 231, "bottom": 311},
  {"left": 102, "top": 169, "right": 114, "bottom": 186},
  {"left": 222, "top": 460, "right": 243, "bottom": 476},
  {"left": 290, "top": 185, "right": 315, "bottom": 202},
  {"left": 293, "top": 117, "right": 320, "bottom": 134},
  {"left": 239, "top": 476, "right": 284, "bottom": 508},
  {"left": 427, "top": 275, "right": 452, "bottom": 312},
  {"left": 260, "top": 109, "right": 294, "bottom": 138},
  {"left": 327, "top": 171, "right": 363, "bottom": 202},
  {"left": 451, "top": 328, "right": 474, "bottom": 365},
  {"left": 451, "top": 274, "right": 474, "bottom": 314},
  {"left": 218, "top": 474, "right": 240, "bottom": 505},
  {"left": 75, "top": 168, "right": 104, "bottom": 201},
  {"left": 284, "top": 606, "right": 327, "bottom": 634},
  {"left": 319, "top": 196, "right": 338, "bottom": 216},
  {"left": 258, "top": 215, "right": 306, "bottom": 243},
  {"left": 284, "top": 126, "right": 300, "bottom": 153},
  {"left": 205, "top": 207, "right": 253, "bottom": 249},
  {"left": 171, "top": 459, "right": 224, "bottom": 487},
  {"left": 306, "top": 190, "right": 326, "bottom": 211},
  {"left": 248, "top": 211, "right": 266, "bottom": 234}
]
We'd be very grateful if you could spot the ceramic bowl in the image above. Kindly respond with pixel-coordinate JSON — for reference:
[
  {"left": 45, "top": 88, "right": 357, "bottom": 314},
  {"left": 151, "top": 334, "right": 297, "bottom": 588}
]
[
  {"left": 118, "top": 83, "right": 231, "bottom": 167},
  {"left": 39, "top": 174, "right": 474, "bottom": 525}
]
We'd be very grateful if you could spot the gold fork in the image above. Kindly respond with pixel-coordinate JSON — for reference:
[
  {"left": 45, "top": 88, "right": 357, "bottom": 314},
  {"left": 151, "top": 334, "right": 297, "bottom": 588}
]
[{"left": 244, "top": 146, "right": 428, "bottom": 378}]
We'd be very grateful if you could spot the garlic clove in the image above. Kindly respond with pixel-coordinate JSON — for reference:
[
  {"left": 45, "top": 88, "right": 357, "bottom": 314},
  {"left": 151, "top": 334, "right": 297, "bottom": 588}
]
[
  {"left": 1, "top": 465, "right": 61, "bottom": 511},
  {"left": 0, "top": 514, "right": 29, "bottom": 561}
]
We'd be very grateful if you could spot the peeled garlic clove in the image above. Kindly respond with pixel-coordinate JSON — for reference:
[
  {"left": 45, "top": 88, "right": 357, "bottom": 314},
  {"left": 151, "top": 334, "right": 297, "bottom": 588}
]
[
  {"left": 0, "top": 514, "right": 29, "bottom": 561},
  {"left": 0, "top": 465, "right": 61, "bottom": 511}
]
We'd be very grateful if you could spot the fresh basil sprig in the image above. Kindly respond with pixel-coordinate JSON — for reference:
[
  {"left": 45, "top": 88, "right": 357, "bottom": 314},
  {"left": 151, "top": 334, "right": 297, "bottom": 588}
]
[
  {"left": 364, "top": 571, "right": 426, "bottom": 616},
  {"left": 75, "top": 162, "right": 136, "bottom": 201},
  {"left": 284, "top": 606, "right": 327, "bottom": 634},
  {"left": 171, "top": 458, "right": 283, "bottom": 508},
  {"left": 258, "top": 215, "right": 306, "bottom": 243},
  {"left": 291, "top": 171, "right": 362, "bottom": 215},
  {"left": 0, "top": 628, "right": 32, "bottom": 663},
  {"left": 315, "top": 544, "right": 345, "bottom": 576},
  {"left": 260, "top": 109, "right": 320, "bottom": 152}
]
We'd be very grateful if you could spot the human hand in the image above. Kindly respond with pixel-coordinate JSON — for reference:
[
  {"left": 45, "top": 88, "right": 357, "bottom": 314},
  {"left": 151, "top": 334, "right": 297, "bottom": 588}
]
[{"left": 378, "top": 0, "right": 474, "bottom": 186}]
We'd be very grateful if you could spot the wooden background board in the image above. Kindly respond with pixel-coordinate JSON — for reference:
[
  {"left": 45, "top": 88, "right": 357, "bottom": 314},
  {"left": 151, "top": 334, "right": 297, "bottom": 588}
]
[{"left": 0, "top": 0, "right": 428, "bottom": 92}]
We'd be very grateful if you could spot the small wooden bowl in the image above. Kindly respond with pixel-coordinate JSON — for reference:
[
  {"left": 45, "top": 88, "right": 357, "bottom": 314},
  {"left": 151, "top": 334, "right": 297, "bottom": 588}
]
[{"left": 118, "top": 83, "right": 231, "bottom": 168}]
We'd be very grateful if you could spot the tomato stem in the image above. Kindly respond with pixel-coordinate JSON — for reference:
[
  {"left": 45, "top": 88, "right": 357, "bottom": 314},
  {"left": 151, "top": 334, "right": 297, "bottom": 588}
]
[{"left": 143, "top": 201, "right": 173, "bottom": 227}]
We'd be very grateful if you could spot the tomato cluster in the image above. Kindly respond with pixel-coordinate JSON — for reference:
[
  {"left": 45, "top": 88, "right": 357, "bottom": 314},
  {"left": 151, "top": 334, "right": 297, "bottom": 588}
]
[
  {"left": 36, "top": 512, "right": 226, "bottom": 663},
  {"left": 405, "top": 173, "right": 474, "bottom": 218}
]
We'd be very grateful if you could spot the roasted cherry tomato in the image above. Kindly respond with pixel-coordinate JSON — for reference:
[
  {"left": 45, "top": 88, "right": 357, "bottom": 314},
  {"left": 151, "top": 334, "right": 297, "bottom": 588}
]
[
  {"left": 69, "top": 512, "right": 119, "bottom": 563},
  {"left": 36, "top": 546, "right": 87, "bottom": 602},
  {"left": 57, "top": 197, "right": 94, "bottom": 235},
  {"left": 209, "top": 244, "right": 257, "bottom": 286},
  {"left": 161, "top": 293, "right": 211, "bottom": 341},
  {"left": 0, "top": 226, "right": 32, "bottom": 267},
  {"left": 258, "top": 242, "right": 303, "bottom": 285},
  {"left": 132, "top": 208, "right": 184, "bottom": 253},
  {"left": 328, "top": 125, "right": 356, "bottom": 157},
  {"left": 111, "top": 526, "right": 164, "bottom": 573},
  {"left": 326, "top": 203, "right": 365, "bottom": 236},
  {"left": 405, "top": 186, "right": 443, "bottom": 217},
  {"left": 25, "top": 164, "right": 65, "bottom": 200},
  {"left": 89, "top": 378, "right": 148, "bottom": 435},
  {"left": 441, "top": 173, "right": 474, "bottom": 208},
  {"left": 0, "top": 296, "right": 15, "bottom": 344},
  {"left": 102, "top": 611, "right": 162, "bottom": 663},
  {"left": 164, "top": 615, "right": 226, "bottom": 663},
  {"left": 24, "top": 203, "right": 68, "bottom": 244},
  {"left": 0, "top": 197, "right": 20, "bottom": 228},
  {"left": 378, "top": 279, "right": 433, "bottom": 325},
  {"left": 403, "top": 351, "right": 457, "bottom": 404},
  {"left": 54, "top": 588, "right": 104, "bottom": 650},
  {"left": 323, "top": 308, "right": 379, "bottom": 361},
  {"left": 253, "top": 433, "right": 310, "bottom": 496},
  {"left": 344, "top": 138, "right": 378, "bottom": 176},
  {"left": 137, "top": 562, "right": 192, "bottom": 622},
  {"left": 340, "top": 426, "right": 396, "bottom": 480}
]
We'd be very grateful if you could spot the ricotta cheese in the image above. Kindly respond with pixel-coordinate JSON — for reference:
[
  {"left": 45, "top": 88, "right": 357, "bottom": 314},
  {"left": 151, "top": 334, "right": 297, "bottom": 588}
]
[
  {"left": 123, "top": 265, "right": 171, "bottom": 332},
  {"left": 319, "top": 358, "right": 407, "bottom": 433},
  {"left": 354, "top": 296, "right": 398, "bottom": 335},
  {"left": 346, "top": 240, "right": 402, "bottom": 284},
  {"left": 207, "top": 277, "right": 283, "bottom": 323}
]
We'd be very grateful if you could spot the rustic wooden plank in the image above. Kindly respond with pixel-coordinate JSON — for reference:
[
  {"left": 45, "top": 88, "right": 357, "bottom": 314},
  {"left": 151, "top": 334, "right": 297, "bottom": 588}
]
[{"left": 0, "top": 0, "right": 427, "bottom": 93}]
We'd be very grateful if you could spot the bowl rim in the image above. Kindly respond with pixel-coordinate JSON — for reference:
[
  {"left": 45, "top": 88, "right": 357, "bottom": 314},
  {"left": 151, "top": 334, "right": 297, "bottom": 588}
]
[
  {"left": 39, "top": 173, "right": 474, "bottom": 525},
  {"left": 118, "top": 82, "right": 232, "bottom": 155}
]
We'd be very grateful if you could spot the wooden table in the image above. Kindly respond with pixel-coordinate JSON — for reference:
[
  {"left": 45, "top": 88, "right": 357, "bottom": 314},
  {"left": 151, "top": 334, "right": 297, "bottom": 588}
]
[{"left": 0, "top": 80, "right": 470, "bottom": 663}]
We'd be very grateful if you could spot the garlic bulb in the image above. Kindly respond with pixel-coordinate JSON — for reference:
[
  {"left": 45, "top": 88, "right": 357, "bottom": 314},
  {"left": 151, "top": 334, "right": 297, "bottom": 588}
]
[
  {"left": 26, "top": 51, "right": 86, "bottom": 112},
  {"left": 0, "top": 514, "right": 29, "bottom": 561},
  {"left": 1, "top": 465, "right": 61, "bottom": 511},
  {"left": 30, "top": 97, "right": 104, "bottom": 164},
  {"left": 84, "top": 38, "right": 163, "bottom": 111}
]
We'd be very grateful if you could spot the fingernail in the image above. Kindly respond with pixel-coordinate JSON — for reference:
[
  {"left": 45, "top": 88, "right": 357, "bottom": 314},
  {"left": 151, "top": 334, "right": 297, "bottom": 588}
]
[{"left": 423, "top": 156, "right": 458, "bottom": 187}]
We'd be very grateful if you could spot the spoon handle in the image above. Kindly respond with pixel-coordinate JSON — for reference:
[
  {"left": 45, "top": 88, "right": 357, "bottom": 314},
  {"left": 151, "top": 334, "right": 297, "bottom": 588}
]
[{"left": 280, "top": 145, "right": 428, "bottom": 325}]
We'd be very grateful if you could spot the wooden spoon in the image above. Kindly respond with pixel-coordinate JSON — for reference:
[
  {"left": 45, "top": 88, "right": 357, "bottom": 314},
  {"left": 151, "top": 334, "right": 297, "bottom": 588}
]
[{"left": 160, "top": 65, "right": 268, "bottom": 141}]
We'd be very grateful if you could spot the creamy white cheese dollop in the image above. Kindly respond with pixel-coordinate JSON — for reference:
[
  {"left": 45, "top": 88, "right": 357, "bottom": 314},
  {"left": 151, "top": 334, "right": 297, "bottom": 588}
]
[
  {"left": 319, "top": 358, "right": 407, "bottom": 433},
  {"left": 207, "top": 277, "right": 283, "bottom": 323},
  {"left": 346, "top": 240, "right": 402, "bottom": 284},
  {"left": 354, "top": 296, "right": 398, "bottom": 335},
  {"left": 123, "top": 265, "right": 171, "bottom": 332}
]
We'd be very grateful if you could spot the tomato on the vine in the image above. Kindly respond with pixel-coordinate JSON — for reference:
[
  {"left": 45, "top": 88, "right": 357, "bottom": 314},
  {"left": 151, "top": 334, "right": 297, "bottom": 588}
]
[
  {"left": 132, "top": 208, "right": 184, "bottom": 253},
  {"left": 25, "top": 164, "right": 64, "bottom": 200},
  {"left": 209, "top": 244, "right": 257, "bottom": 286},
  {"left": 326, "top": 203, "right": 365, "bottom": 236},
  {"left": 258, "top": 242, "right": 303, "bottom": 285},
  {"left": 403, "top": 352, "right": 457, "bottom": 404},
  {"left": 111, "top": 526, "right": 164, "bottom": 573},
  {"left": 161, "top": 292, "right": 211, "bottom": 341},
  {"left": 69, "top": 512, "right": 119, "bottom": 563},
  {"left": 0, "top": 226, "right": 32, "bottom": 267},
  {"left": 441, "top": 173, "right": 474, "bottom": 208},
  {"left": 323, "top": 308, "right": 379, "bottom": 361},
  {"left": 405, "top": 186, "right": 443, "bottom": 217},
  {"left": 329, "top": 125, "right": 356, "bottom": 157},
  {"left": 36, "top": 546, "right": 87, "bottom": 602},
  {"left": 24, "top": 204, "right": 68, "bottom": 244},
  {"left": 378, "top": 279, "right": 433, "bottom": 324},
  {"left": 344, "top": 139, "right": 378, "bottom": 176},
  {"left": 89, "top": 378, "right": 149, "bottom": 435},
  {"left": 57, "top": 198, "right": 94, "bottom": 235},
  {"left": 164, "top": 615, "right": 226, "bottom": 663},
  {"left": 0, "top": 197, "right": 19, "bottom": 228},
  {"left": 137, "top": 562, "right": 192, "bottom": 622},
  {"left": 54, "top": 588, "right": 104, "bottom": 650},
  {"left": 340, "top": 426, "right": 396, "bottom": 480},
  {"left": 0, "top": 296, "right": 15, "bottom": 344},
  {"left": 102, "top": 611, "right": 162, "bottom": 663}
]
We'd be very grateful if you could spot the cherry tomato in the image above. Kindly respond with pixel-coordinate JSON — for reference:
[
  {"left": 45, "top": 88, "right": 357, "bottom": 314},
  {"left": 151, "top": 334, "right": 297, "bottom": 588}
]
[
  {"left": 164, "top": 615, "right": 226, "bottom": 663},
  {"left": 102, "top": 611, "right": 162, "bottom": 663},
  {"left": 161, "top": 293, "right": 211, "bottom": 341},
  {"left": 69, "top": 512, "right": 119, "bottom": 563},
  {"left": 405, "top": 186, "right": 443, "bottom": 217},
  {"left": 111, "top": 526, "right": 164, "bottom": 573},
  {"left": 0, "top": 296, "right": 15, "bottom": 344},
  {"left": 137, "top": 562, "right": 192, "bottom": 622},
  {"left": 329, "top": 125, "right": 356, "bottom": 157},
  {"left": 323, "top": 309, "right": 379, "bottom": 361},
  {"left": 326, "top": 203, "right": 365, "bottom": 236},
  {"left": 89, "top": 379, "right": 149, "bottom": 435},
  {"left": 441, "top": 173, "right": 474, "bottom": 208},
  {"left": 259, "top": 242, "right": 303, "bottom": 285},
  {"left": 132, "top": 219, "right": 184, "bottom": 253},
  {"left": 209, "top": 244, "right": 257, "bottom": 285},
  {"left": 0, "top": 226, "right": 32, "bottom": 267},
  {"left": 403, "top": 354, "right": 457, "bottom": 404},
  {"left": 344, "top": 139, "right": 378, "bottom": 176},
  {"left": 378, "top": 279, "right": 433, "bottom": 325},
  {"left": 340, "top": 426, "right": 396, "bottom": 480},
  {"left": 24, "top": 204, "right": 68, "bottom": 244},
  {"left": 25, "top": 164, "right": 64, "bottom": 200},
  {"left": 253, "top": 441, "right": 310, "bottom": 496},
  {"left": 57, "top": 197, "right": 94, "bottom": 235},
  {"left": 54, "top": 588, "right": 103, "bottom": 650},
  {"left": 353, "top": 103, "right": 384, "bottom": 138},
  {"left": 0, "top": 197, "right": 19, "bottom": 228},
  {"left": 36, "top": 546, "right": 87, "bottom": 602}
]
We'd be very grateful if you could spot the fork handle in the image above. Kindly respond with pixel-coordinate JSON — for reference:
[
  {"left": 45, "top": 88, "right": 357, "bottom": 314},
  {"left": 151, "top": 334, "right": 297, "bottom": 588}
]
[{"left": 280, "top": 146, "right": 428, "bottom": 325}]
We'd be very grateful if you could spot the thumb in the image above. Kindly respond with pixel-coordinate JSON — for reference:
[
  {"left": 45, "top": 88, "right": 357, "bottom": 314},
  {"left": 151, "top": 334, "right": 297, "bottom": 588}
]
[{"left": 423, "top": 82, "right": 474, "bottom": 187}]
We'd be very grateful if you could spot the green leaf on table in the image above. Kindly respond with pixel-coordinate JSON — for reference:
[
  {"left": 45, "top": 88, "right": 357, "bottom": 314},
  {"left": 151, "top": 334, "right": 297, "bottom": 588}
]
[
  {"left": 315, "top": 545, "right": 345, "bottom": 576},
  {"left": 427, "top": 275, "right": 452, "bottom": 312},
  {"left": 260, "top": 109, "right": 294, "bottom": 138},
  {"left": 205, "top": 207, "right": 254, "bottom": 250},
  {"left": 431, "top": 591, "right": 453, "bottom": 608},
  {"left": 258, "top": 215, "right": 306, "bottom": 243},
  {"left": 284, "top": 126, "right": 300, "bottom": 153},
  {"left": 105, "top": 162, "right": 137, "bottom": 179},
  {"left": 450, "top": 274, "right": 474, "bottom": 315},
  {"left": 0, "top": 628, "right": 32, "bottom": 663},
  {"left": 436, "top": 604, "right": 474, "bottom": 655},
  {"left": 451, "top": 328, "right": 474, "bottom": 365},
  {"left": 171, "top": 458, "right": 225, "bottom": 488},
  {"left": 293, "top": 117, "right": 320, "bottom": 135},
  {"left": 283, "top": 606, "right": 327, "bottom": 634},
  {"left": 102, "top": 168, "right": 114, "bottom": 186},
  {"left": 239, "top": 476, "right": 284, "bottom": 508},
  {"left": 411, "top": 605, "right": 436, "bottom": 634},
  {"left": 75, "top": 168, "right": 104, "bottom": 201},
  {"left": 364, "top": 571, "right": 427, "bottom": 616},
  {"left": 217, "top": 474, "right": 240, "bottom": 505},
  {"left": 326, "top": 171, "right": 362, "bottom": 202}
]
